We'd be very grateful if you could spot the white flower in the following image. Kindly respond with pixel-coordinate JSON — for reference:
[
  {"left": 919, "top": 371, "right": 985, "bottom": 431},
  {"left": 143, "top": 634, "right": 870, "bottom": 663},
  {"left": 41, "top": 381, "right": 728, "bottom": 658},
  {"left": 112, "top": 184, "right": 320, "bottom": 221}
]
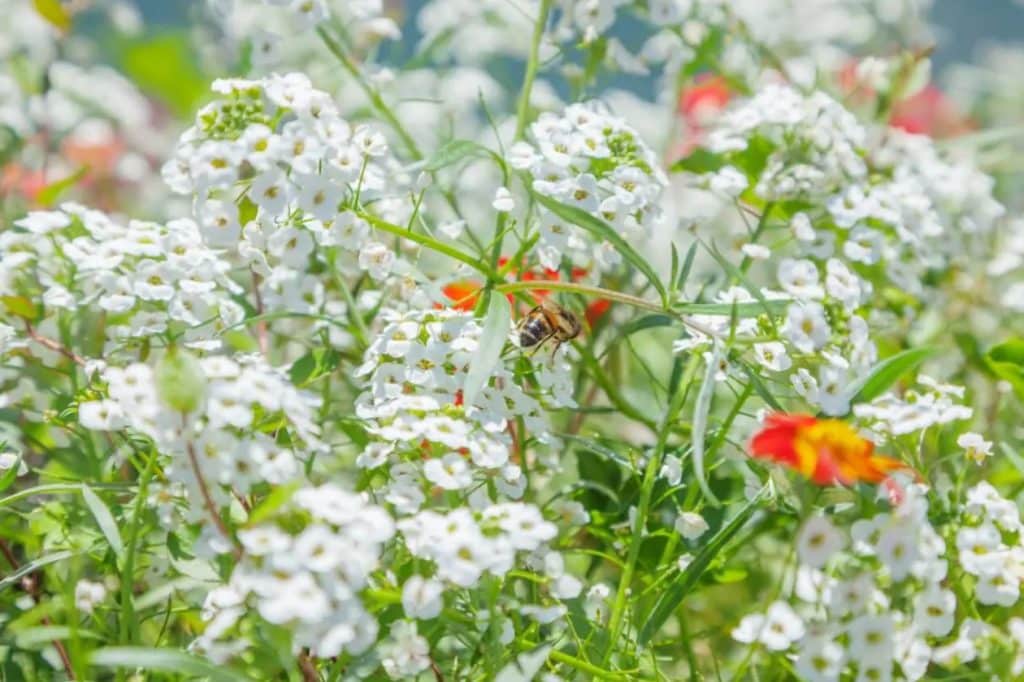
[
  {"left": 846, "top": 613, "right": 893, "bottom": 659},
  {"left": 956, "top": 523, "right": 1002, "bottom": 575},
  {"left": 75, "top": 580, "right": 107, "bottom": 614},
  {"left": 785, "top": 302, "right": 830, "bottom": 353},
  {"left": 674, "top": 512, "right": 709, "bottom": 540},
  {"left": 795, "top": 632, "right": 844, "bottom": 682},
  {"left": 778, "top": 258, "right": 823, "bottom": 299},
  {"left": 797, "top": 517, "right": 843, "bottom": 569},
  {"left": 584, "top": 583, "right": 611, "bottom": 622},
  {"left": 754, "top": 342, "right": 792, "bottom": 372},
  {"left": 423, "top": 453, "right": 473, "bottom": 490},
  {"left": 829, "top": 573, "right": 875, "bottom": 617},
  {"left": 401, "top": 575, "right": 444, "bottom": 620},
  {"left": 78, "top": 400, "right": 126, "bottom": 431},
  {"left": 358, "top": 241, "right": 396, "bottom": 280},
  {"left": 732, "top": 601, "right": 804, "bottom": 651},
  {"left": 492, "top": 186, "right": 515, "bottom": 212},
  {"left": 741, "top": 243, "right": 771, "bottom": 260},
  {"left": 380, "top": 621, "right": 431, "bottom": 680},
  {"left": 660, "top": 455, "right": 682, "bottom": 486},
  {"left": 957, "top": 432, "right": 993, "bottom": 465},
  {"left": 914, "top": 585, "right": 955, "bottom": 637}
]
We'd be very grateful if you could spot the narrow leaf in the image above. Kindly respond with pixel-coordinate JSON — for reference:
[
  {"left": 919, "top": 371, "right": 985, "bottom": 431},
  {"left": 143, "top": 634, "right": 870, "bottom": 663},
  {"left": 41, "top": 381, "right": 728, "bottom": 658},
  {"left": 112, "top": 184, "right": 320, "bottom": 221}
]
[
  {"left": 463, "top": 292, "right": 511, "bottom": 407},
  {"left": 848, "top": 346, "right": 935, "bottom": 406},
  {"left": 37, "top": 165, "right": 88, "bottom": 206},
  {"left": 90, "top": 647, "right": 250, "bottom": 682},
  {"left": 0, "top": 551, "right": 75, "bottom": 591},
  {"left": 424, "top": 139, "right": 501, "bottom": 172},
  {"left": 675, "top": 300, "right": 787, "bottom": 316},
  {"left": 15, "top": 626, "right": 102, "bottom": 648},
  {"left": 677, "top": 241, "right": 698, "bottom": 290},
  {"left": 0, "top": 454, "right": 22, "bottom": 493},
  {"left": 637, "top": 487, "right": 766, "bottom": 645},
  {"left": 691, "top": 345, "right": 721, "bottom": 506},
  {"left": 533, "top": 193, "right": 668, "bottom": 305},
  {"left": 82, "top": 484, "right": 124, "bottom": 559}
]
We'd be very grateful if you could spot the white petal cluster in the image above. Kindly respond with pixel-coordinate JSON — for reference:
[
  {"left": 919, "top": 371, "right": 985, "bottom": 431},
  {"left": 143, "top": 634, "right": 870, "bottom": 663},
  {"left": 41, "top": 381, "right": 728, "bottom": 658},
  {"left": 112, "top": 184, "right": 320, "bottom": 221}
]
[
  {"left": 163, "top": 73, "right": 408, "bottom": 304},
  {"left": 4, "top": 205, "right": 240, "bottom": 348},
  {"left": 84, "top": 356, "right": 322, "bottom": 532},
  {"left": 354, "top": 309, "right": 574, "bottom": 508},
  {"left": 193, "top": 484, "right": 395, "bottom": 660},
  {"left": 513, "top": 101, "right": 668, "bottom": 271}
]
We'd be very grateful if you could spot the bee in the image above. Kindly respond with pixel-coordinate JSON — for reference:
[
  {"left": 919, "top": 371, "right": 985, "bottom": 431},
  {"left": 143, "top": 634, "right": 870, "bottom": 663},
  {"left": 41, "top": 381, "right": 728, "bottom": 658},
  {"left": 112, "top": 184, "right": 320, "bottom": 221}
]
[{"left": 517, "top": 299, "right": 582, "bottom": 355}]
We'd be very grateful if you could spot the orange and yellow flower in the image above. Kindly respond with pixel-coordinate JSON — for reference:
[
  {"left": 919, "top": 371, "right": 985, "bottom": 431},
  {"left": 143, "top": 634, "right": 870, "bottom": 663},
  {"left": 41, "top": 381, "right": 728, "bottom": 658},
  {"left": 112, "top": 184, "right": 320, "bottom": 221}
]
[{"left": 750, "top": 414, "right": 908, "bottom": 486}]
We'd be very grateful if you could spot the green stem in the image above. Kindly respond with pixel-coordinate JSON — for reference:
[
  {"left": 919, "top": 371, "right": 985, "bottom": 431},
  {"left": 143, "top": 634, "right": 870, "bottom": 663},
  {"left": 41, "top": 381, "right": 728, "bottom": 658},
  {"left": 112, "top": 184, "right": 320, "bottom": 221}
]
[
  {"left": 118, "top": 448, "right": 157, "bottom": 647},
  {"left": 360, "top": 213, "right": 500, "bottom": 281},
  {"left": 514, "top": 0, "right": 553, "bottom": 142},
  {"left": 316, "top": 27, "right": 423, "bottom": 161},
  {"left": 549, "top": 650, "right": 628, "bottom": 680},
  {"left": 603, "top": 353, "right": 695, "bottom": 663}
]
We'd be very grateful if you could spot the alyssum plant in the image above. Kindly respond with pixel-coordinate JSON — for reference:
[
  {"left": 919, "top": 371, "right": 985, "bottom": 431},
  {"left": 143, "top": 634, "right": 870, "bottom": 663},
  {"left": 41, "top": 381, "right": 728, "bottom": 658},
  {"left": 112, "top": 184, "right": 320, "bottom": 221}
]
[{"left": 2, "top": 0, "right": 1024, "bottom": 680}]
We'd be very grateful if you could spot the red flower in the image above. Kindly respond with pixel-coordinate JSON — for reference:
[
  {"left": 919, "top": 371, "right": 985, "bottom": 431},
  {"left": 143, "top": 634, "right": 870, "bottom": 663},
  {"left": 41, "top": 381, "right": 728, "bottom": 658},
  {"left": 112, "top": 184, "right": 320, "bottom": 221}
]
[
  {"left": 750, "top": 414, "right": 908, "bottom": 486},
  {"left": 440, "top": 258, "right": 612, "bottom": 326}
]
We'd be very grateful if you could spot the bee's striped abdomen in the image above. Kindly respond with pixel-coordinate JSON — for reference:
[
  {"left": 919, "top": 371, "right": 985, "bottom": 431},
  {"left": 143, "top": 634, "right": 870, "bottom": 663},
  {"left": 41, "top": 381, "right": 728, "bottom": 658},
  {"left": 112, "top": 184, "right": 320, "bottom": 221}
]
[{"left": 519, "top": 318, "right": 550, "bottom": 348}]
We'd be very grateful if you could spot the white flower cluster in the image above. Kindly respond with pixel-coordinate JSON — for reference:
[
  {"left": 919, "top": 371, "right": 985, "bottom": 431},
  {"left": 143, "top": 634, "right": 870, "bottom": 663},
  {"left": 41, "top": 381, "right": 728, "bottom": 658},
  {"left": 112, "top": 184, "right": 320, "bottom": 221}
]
[
  {"left": 399, "top": 503, "right": 556, "bottom": 587},
  {"left": 163, "top": 73, "right": 409, "bottom": 309},
  {"left": 513, "top": 101, "right": 668, "bottom": 272},
  {"left": 854, "top": 376, "right": 973, "bottom": 436},
  {"left": 706, "top": 84, "right": 868, "bottom": 198},
  {"left": 355, "top": 309, "right": 574, "bottom": 511},
  {"left": 193, "top": 483, "right": 395, "bottom": 662},
  {"left": 735, "top": 480, "right": 1024, "bottom": 681},
  {"left": 4, "top": 205, "right": 240, "bottom": 348},
  {"left": 80, "top": 355, "right": 322, "bottom": 540}
]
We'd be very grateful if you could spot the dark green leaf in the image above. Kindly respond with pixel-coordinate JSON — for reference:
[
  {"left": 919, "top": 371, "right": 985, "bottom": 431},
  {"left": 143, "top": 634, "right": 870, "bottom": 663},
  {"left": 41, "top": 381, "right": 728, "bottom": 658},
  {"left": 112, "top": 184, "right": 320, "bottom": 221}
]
[
  {"left": 0, "top": 454, "right": 21, "bottom": 494},
  {"left": 849, "top": 346, "right": 935, "bottom": 406},
  {"left": 90, "top": 648, "right": 250, "bottom": 682},
  {"left": 677, "top": 241, "right": 698, "bottom": 291},
  {"left": 0, "top": 551, "right": 75, "bottom": 591},
  {"left": 533, "top": 193, "right": 668, "bottom": 305},
  {"left": 637, "top": 488, "right": 766, "bottom": 645}
]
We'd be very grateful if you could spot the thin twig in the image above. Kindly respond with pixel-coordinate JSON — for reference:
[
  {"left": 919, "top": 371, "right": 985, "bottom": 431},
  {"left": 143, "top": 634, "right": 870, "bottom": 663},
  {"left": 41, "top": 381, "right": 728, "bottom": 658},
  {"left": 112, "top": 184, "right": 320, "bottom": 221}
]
[
  {"left": 24, "top": 322, "right": 86, "bottom": 366},
  {"left": 298, "top": 650, "right": 319, "bottom": 682},
  {"left": 184, "top": 439, "right": 241, "bottom": 559}
]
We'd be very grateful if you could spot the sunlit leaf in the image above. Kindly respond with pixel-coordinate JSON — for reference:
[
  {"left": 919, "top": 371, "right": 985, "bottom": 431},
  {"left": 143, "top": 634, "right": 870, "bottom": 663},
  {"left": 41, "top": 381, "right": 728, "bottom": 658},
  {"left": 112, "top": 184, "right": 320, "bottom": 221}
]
[
  {"left": 90, "top": 648, "right": 249, "bottom": 682},
  {"left": 463, "top": 292, "right": 511, "bottom": 407},
  {"left": 849, "top": 346, "right": 935, "bottom": 406}
]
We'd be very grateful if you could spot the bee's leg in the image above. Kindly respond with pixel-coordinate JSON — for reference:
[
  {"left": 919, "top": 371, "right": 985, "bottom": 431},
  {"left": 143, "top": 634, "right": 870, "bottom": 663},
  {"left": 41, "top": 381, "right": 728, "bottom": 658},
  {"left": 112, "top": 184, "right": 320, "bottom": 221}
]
[
  {"left": 525, "top": 331, "right": 556, "bottom": 357},
  {"left": 547, "top": 340, "right": 562, "bottom": 365}
]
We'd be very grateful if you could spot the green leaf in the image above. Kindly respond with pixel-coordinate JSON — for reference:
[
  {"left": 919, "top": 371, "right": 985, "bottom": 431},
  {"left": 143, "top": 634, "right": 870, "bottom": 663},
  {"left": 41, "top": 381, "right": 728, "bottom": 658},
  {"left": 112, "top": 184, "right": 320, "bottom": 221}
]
[
  {"left": 0, "top": 454, "right": 22, "bottom": 493},
  {"left": 120, "top": 33, "right": 208, "bottom": 118},
  {"left": 691, "top": 344, "right": 722, "bottom": 506},
  {"left": 90, "top": 647, "right": 250, "bottom": 682},
  {"left": 423, "top": 139, "right": 501, "bottom": 172},
  {"left": 82, "top": 484, "right": 124, "bottom": 559},
  {"left": 737, "top": 360, "right": 783, "bottom": 411},
  {"left": 0, "top": 550, "right": 75, "bottom": 591},
  {"left": 637, "top": 487, "right": 766, "bottom": 646},
  {"left": 561, "top": 434, "right": 634, "bottom": 471},
  {"left": 676, "top": 241, "right": 698, "bottom": 291},
  {"left": 15, "top": 626, "right": 102, "bottom": 648},
  {"left": 849, "top": 346, "right": 935, "bottom": 406},
  {"left": 463, "top": 292, "right": 511, "bottom": 407},
  {"left": 670, "top": 148, "right": 725, "bottom": 174},
  {"left": 290, "top": 349, "right": 325, "bottom": 386},
  {"left": 1, "top": 295, "right": 39, "bottom": 320},
  {"left": 36, "top": 165, "right": 88, "bottom": 207},
  {"left": 246, "top": 482, "right": 301, "bottom": 526},
  {"left": 985, "top": 338, "right": 1024, "bottom": 400},
  {"left": 32, "top": 0, "right": 71, "bottom": 31},
  {"left": 533, "top": 192, "right": 668, "bottom": 306}
]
